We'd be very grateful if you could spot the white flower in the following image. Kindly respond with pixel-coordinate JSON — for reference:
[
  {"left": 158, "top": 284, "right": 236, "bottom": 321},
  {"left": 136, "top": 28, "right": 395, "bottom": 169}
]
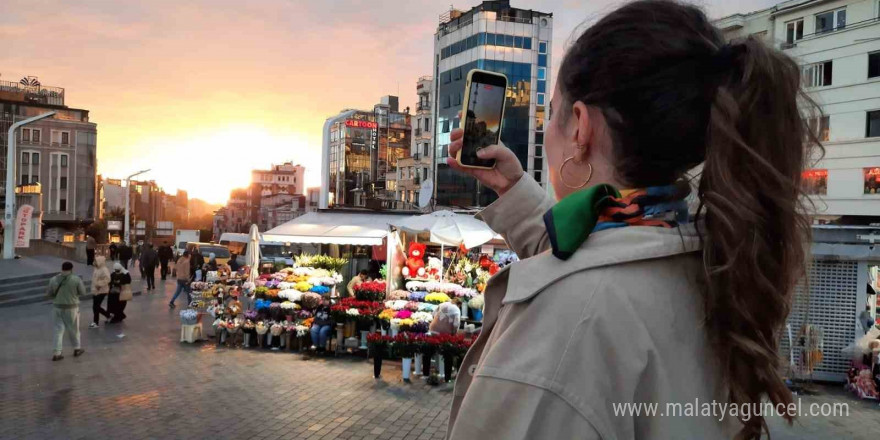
[
  {"left": 391, "top": 300, "right": 408, "bottom": 311},
  {"left": 293, "top": 267, "right": 313, "bottom": 276},
  {"left": 278, "top": 282, "right": 293, "bottom": 290},
  {"left": 384, "top": 300, "right": 395, "bottom": 309},
  {"left": 468, "top": 294, "right": 485, "bottom": 309},
  {"left": 346, "top": 309, "right": 360, "bottom": 316},
  {"left": 406, "top": 281, "right": 426, "bottom": 292},
  {"left": 390, "top": 318, "right": 401, "bottom": 329},
  {"left": 417, "top": 303, "right": 437, "bottom": 313},
  {"left": 412, "top": 312, "right": 434, "bottom": 323},
  {"left": 295, "top": 325, "right": 309, "bottom": 337}
]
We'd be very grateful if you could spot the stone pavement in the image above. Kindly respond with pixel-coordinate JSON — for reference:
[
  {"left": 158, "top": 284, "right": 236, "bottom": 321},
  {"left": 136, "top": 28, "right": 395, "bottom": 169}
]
[{"left": 0, "top": 273, "right": 878, "bottom": 439}]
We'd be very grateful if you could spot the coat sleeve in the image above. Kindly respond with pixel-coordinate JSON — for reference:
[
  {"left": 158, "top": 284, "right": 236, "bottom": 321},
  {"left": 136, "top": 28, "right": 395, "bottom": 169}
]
[
  {"left": 76, "top": 278, "right": 86, "bottom": 298},
  {"left": 46, "top": 278, "right": 57, "bottom": 298},
  {"left": 448, "top": 377, "right": 603, "bottom": 440},
  {"left": 476, "top": 175, "right": 555, "bottom": 259}
]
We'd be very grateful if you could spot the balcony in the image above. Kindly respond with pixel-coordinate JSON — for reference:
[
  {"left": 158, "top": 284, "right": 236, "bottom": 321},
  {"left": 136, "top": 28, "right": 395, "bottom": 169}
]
[
  {"left": 0, "top": 80, "right": 65, "bottom": 106},
  {"left": 417, "top": 102, "right": 431, "bottom": 112}
]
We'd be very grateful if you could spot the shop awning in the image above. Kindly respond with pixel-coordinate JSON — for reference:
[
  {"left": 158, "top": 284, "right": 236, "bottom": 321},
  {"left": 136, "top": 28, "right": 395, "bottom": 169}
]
[{"left": 263, "top": 211, "right": 407, "bottom": 246}]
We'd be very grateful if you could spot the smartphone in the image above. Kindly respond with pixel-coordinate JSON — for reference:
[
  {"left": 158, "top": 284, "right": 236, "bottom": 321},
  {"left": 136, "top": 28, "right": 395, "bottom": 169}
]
[{"left": 457, "top": 69, "right": 508, "bottom": 169}]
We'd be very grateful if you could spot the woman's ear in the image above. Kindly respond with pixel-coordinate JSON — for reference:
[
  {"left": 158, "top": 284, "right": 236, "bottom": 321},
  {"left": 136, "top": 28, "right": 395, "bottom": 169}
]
[{"left": 571, "top": 101, "right": 593, "bottom": 158}]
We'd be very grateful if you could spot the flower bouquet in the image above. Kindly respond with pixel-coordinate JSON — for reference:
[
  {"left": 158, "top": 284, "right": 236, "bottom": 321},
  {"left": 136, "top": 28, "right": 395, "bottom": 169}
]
[
  {"left": 244, "top": 309, "right": 258, "bottom": 321},
  {"left": 425, "top": 292, "right": 451, "bottom": 304},
  {"left": 294, "top": 281, "right": 313, "bottom": 292},
  {"left": 278, "top": 289, "right": 303, "bottom": 301},
  {"left": 411, "top": 311, "right": 433, "bottom": 324},
  {"left": 180, "top": 309, "right": 199, "bottom": 325},
  {"left": 388, "top": 290, "right": 410, "bottom": 300},
  {"left": 255, "top": 286, "right": 269, "bottom": 298},
  {"left": 454, "top": 287, "right": 477, "bottom": 301},
  {"left": 394, "top": 309, "right": 413, "bottom": 320},
  {"left": 410, "top": 321, "right": 429, "bottom": 333},
  {"left": 300, "top": 292, "right": 323, "bottom": 309},
  {"left": 227, "top": 318, "right": 241, "bottom": 335},
  {"left": 310, "top": 285, "right": 330, "bottom": 295},
  {"left": 404, "top": 301, "right": 420, "bottom": 312},
  {"left": 255, "top": 321, "right": 269, "bottom": 335},
  {"left": 469, "top": 294, "right": 485, "bottom": 321},
  {"left": 417, "top": 303, "right": 437, "bottom": 313},
  {"left": 226, "top": 300, "right": 242, "bottom": 317},
  {"left": 254, "top": 299, "right": 272, "bottom": 312},
  {"left": 354, "top": 280, "right": 387, "bottom": 302},
  {"left": 398, "top": 318, "right": 415, "bottom": 332},
  {"left": 406, "top": 281, "right": 426, "bottom": 292},
  {"left": 190, "top": 281, "right": 210, "bottom": 291},
  {"left": 408, "top": 291, "right": 427, "bottom": 302},
  {"left": 388, "top": 300, "right": 408, "bottom": 311},
  {"left": 302, "top": 317, "right": 314, "bottom": 328},
  {"left": 378, "top": 308, "right": 396, "bottom": 322},
  {"left": 206, "top": 271, "right": 220, "bottom": 283}
]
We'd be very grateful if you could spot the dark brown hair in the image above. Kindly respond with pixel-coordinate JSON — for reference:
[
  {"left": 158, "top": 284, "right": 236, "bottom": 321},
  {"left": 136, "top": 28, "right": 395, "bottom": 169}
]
[{"left": 558, "top": 1, "right": 822, "bottom": 438}]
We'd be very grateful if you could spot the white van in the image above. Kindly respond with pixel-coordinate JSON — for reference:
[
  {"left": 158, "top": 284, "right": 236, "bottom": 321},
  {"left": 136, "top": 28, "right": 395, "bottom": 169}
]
[{"left": 218, "top": 232, "right": 297, "bottom": 268}]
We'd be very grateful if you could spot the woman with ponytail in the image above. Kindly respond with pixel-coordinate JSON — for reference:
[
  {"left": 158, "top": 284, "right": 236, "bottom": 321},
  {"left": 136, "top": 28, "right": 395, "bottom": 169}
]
[{"left": 445, "top": 1, "right": 822, "bottom": 439}]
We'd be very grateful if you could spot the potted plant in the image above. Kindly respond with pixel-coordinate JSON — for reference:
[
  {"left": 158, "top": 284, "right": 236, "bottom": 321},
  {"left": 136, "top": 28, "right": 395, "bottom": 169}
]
[
  {"left": 367, "top": 333, "right": 391, "bottom": 378},
  {"left": 394, "top": 334, "right": 417, "bottom": 382}
]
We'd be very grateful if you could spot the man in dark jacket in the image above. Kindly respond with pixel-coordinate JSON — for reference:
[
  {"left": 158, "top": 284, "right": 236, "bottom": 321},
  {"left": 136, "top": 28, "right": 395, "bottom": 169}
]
[
  {"left": 190, "top": 246, "right": 205, "bottom": 281},
  {"left": 158, "top": 244, "right": 174, "bottom": 281},
  {"left": 140, "top": 243, "right": 159, "bottom": 291},
  {"left": 108, "top": 242, "right": 118, "bottom": 261}
]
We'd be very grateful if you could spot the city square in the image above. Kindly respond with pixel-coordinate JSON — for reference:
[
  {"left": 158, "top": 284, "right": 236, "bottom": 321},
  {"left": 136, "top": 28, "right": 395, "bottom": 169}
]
[{"left": 2, "top": 0, "right": 880, "bottom": 438}]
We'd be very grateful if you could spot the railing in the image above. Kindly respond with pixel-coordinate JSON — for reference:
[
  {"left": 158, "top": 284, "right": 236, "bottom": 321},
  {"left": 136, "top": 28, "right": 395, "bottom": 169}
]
[
  {"left": 0, "top": 80, "right": 65, "bottom": 106},
  {"left": 783, "top": 16, "right": 880, "bottom": 49},
  {"left": 417, "top": 103, "right": 431, "bottom": 111},
  {"left": 414, "top": 129, "right": 422, "bottom": 137}
]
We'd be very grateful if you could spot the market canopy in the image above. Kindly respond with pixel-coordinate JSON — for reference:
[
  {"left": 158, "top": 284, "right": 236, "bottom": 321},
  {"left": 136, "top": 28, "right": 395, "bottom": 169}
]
[
  {"left": 263, "top": 211, "right": 407, "bottom": 246},
  {"left": 389, "top": 210, "right": 497, "bottom": 249}
]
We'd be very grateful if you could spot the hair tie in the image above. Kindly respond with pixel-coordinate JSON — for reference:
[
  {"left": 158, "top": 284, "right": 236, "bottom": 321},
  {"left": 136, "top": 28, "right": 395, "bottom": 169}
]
[{"left": 711, "top": 43, "right": 746, "bottom": 72}]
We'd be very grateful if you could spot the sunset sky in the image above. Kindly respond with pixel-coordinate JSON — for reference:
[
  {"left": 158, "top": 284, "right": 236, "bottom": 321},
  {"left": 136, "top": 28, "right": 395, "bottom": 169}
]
[{"left": 0, "top": 0, "right": 775, "bottom": 204}]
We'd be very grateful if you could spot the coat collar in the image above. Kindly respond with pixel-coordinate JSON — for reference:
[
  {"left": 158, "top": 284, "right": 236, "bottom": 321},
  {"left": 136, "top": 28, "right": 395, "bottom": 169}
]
[{"left": 501, "top": 224, "right": 702, "bottom": 305}]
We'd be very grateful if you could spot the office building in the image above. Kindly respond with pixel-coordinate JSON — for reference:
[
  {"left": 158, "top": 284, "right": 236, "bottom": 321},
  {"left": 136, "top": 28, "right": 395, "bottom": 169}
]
[
  {"left": 432, "top": 1, "right": 552, "bottom": 207},
  {"left": 0, "top": 76, "right": 98, "bottom": 242},
  {"left": 716, "top": 0, "right": 880, "bottom": 222},
  {"left": 322, "top": 96, "right": 412, "bottom": 209}
]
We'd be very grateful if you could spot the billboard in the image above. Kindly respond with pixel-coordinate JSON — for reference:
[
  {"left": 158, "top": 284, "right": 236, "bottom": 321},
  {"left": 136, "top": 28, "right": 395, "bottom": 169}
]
[
  {"left": 14, "top": 205, "right": 33, "bottom": 248},
  {"left": 107, "top": 220, "right": 123, "bottom": 231}
]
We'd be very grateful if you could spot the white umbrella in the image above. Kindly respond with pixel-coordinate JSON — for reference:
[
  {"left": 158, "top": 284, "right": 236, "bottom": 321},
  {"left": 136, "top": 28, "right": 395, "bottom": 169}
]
[
  {"left": 246, "top": 224, "right": 261, "bottom": 284},
  {"left": 391, "top": 210, "right": 495, "bottom": 249}
]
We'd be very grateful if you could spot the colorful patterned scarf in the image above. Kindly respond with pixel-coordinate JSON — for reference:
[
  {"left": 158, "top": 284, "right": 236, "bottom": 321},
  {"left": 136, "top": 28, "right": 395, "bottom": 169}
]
[{"left": 543, "top": 182, "right": 691, "bottom": 260}]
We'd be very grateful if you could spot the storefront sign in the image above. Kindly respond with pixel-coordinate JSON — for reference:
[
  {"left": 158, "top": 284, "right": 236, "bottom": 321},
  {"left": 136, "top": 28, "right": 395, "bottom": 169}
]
[
  {"left": 14, "top": 205, "right": 34, "bottom": 248},
  {"left": 345, "top": 120, "right": 378, "bottom": 129},
  {"left": 107, "top": 220, "right": 122, "bottom": 231}
]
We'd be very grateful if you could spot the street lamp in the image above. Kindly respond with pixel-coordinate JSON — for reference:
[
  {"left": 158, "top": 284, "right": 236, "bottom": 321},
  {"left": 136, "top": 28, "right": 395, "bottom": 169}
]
[
  {"left": 3, "top": 111, "right": 56, "bottom": 260},
  {"left": 124, "top": 169, "right": 150, "bottom": 245}
]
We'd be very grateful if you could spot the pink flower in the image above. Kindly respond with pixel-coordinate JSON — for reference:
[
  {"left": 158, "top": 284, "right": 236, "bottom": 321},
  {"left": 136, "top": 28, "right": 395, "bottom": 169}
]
[{"left": 395, "top": 310, "right": 413, "bottom": 319}]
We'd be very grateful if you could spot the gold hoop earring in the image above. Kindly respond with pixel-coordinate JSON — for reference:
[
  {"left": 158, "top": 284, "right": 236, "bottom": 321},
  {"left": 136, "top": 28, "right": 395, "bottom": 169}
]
[{"left": 559, "top": 158, "right": 592, "bottom": 189}]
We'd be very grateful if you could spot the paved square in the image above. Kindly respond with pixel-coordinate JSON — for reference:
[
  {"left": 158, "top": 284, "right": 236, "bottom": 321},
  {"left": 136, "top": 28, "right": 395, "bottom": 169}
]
[{"left": 0, "top": 275, "right": 877, "bottom": 439}]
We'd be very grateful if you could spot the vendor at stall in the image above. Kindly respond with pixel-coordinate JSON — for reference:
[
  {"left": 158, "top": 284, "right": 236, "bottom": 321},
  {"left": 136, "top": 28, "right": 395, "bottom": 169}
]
[
  {"left": 346, "top": 269, "right": 369, "bottom": 297},
  {"left": 310, "top": 297, "right": 333, "bottom": 352},
  {"left": 429, "top": 302, "right": 461, "bottom": 335}
]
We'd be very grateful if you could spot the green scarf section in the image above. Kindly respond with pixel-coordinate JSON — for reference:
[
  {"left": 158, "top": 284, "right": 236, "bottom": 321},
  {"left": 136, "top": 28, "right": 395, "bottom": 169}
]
[{"left": 543, "top": 184, "right": 620, "bottom": 260}]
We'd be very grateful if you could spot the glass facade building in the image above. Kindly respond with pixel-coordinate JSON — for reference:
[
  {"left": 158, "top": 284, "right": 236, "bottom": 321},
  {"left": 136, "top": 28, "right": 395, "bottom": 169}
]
[
  {"left": 433, "top": 1, "right": 552, "bottom": 208},
  {"left": 324, "top": 97, "right": 412, "bottom": 209}
]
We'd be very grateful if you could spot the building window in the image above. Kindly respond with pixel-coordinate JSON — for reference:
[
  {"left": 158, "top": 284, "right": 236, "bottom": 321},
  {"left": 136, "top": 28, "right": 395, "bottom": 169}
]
[
  {"left": 538, "top": 67, "right": 546, "bottom": 80},
  {"left": 61, "top": 132, "right": 69, "bottom": 145},
  {"left": 454, "top": 67, "right": 462, "bottom": 81},
  {"left": 802, "top": 169, "right": 827, "bottom": 195},
  {"left": 514, "top": 36, "right": 523, "bottom": 48},
  {"left": 21, "top": 152, "right": 29, "bottom": 165},
  {"left": 443, "top": 119, "right": 450, "bottom": 133},
  {"left": 32, "top": 129, "right": 40, "bottom": 143},
  {"left": 868, "top": 110, "right": 880, "bottom": 137},
  {"left": 538, "top": 54, "right": 548, "bottom": 68},
  {"left": 869, "top": 52, "right": 880, "bottom": 79},
  {"left": 537, "top": 80, "right": 546, "bottom": 93},
  {"left": 523, "top": 37, "right": 532, "bottom": 50},
  {"left": 534, "top": 171, "right": 542, "bottom": 183},
  {"left": 33, "top": 152, "right": 39, "bottom": 165},
  {"left": 21, "top": 128, "right": 31, "bottom": 143},
  {"left": 535, "top": 132, "right": 544, "bottom": 144},
  {"left": 59, "top": 199, "right": 67, "bottom": 212},
  {"left": 808, "top": 115, "right": 830, "bottom": 141},
  {"left": 454, "top": 92, "right": 461, "bottom": 106},
  {"left": 785, "top": 19, "right": 804, "bottom": 44},
  {"left": 535, "top": 145, "right": 543, "bottom": 157},
  {"left": 60, "top": 155, "right": 68, "bottom": 167},
  {"left": 815, "top": 8, "right": 846, "bottom": 34},
  {"left": 539, "top": 41, "right": 548, "bottom": 54},
  {"left": 803, "top": 61, "right": 832, "bottom": 88},
  {"left": 537, "top": 93, "right": 545, "bottom": 106},
  {"left": 866, "top": 167, "right": 880, "bottom": 194},
  {"left": 60, "top": 176, "right": 68, "bottom": 190}
]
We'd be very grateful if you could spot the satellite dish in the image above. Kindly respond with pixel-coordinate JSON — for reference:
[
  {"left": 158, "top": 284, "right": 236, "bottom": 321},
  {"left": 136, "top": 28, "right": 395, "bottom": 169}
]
[{"left": 419, "top": 179, "right": 433, "bottom": 209}]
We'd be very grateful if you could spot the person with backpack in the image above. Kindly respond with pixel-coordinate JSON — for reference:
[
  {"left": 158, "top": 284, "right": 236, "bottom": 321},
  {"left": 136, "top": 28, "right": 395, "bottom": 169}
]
[{"left": 47, "top": 261, "right": 86, "bottom": 361}]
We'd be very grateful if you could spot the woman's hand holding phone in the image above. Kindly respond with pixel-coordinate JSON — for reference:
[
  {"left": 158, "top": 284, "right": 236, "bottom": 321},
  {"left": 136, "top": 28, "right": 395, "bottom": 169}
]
[{"left": 447, "top": 128, "right": 524, "bottom": 197}]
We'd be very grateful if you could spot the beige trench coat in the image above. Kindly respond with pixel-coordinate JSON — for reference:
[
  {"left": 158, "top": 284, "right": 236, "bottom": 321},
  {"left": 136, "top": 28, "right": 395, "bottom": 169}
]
[{"left": 447, "top": 176, "right": 739, "bottom": 440}]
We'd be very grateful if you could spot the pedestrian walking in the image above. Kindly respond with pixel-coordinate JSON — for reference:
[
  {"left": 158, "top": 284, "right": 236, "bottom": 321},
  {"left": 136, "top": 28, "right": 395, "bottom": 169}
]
[
  {"left": 158, "top": 243, "right": 174, "bottom": 281},
  {"left": 108, "top": 263, "right": 132, "bottom": 323},
  {"left": 442, "top": 2, "right": 816, "bottom": 438},
  {"left": 85, "top": 235, "right": 97, "bottom": 266},
  {"left": 108, "top": 242, "right": 118, "bottom": 261},
  {"left": 118, "top": 243, "right": 133, "bottom": 269},
  {"left": 140, "top": 243, "right": 159, "bottom": 291},
  {"left": 89, "top": 256, "right": 112, "bottom": 328},
  {"left": 46, "top": 261, "right": 86, "bottom": 361},
  {"left": 169, "top": 251, "right": 192, "bottom": 308}
]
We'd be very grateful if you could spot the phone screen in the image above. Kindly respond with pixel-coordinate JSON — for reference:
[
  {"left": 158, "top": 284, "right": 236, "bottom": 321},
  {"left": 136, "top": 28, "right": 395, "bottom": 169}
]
[{"left": 461, "top": 75, "right": 506, "bottom": 168}]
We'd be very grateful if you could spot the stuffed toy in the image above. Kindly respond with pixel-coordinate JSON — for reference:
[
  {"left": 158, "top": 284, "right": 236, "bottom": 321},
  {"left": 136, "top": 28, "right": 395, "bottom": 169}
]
[
  {"left": 402, "top": 242, "right": 427, "bottom": 279},
  {"left": 426, "top": 257, "right": 442, "bottom": 281}
]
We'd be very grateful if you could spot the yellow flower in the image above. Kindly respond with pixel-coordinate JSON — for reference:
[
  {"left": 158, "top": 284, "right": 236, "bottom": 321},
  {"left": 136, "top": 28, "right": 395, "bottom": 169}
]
[
  {"left": 294, "top": 281, "right": 313, "bottom": 292},
  {"left": 399, "top": 318, "right": 415, "bottom": 327},
  {"left": 425, "top": 292, "right": 451, "bottom": 304},
  {"left": 378, "top": 308, "right": 396, "bottom": 321}
]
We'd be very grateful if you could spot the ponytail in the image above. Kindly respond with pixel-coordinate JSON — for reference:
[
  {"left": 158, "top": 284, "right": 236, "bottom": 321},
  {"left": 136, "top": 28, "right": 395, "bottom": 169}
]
[
  {"left": 557, "top": 2, "right": 823, "bottom": 438},
  {"left": 699, "top": 37, "right": 820, "bottom": 439}
]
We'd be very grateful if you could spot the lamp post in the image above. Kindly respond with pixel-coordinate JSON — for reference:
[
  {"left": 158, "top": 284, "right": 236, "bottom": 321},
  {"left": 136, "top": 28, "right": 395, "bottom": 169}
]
[
  {"left": 4, "top": 111, "right": 56, "bottom": 260},
  {"left": 124, "top": 169, "right": 150, "bottom": 245}
]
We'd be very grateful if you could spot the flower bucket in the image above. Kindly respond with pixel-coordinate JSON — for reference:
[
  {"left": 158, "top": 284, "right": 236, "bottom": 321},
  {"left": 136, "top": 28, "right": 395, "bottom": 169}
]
[
  {"left": 243, "top": 332, "right": 251, "bottom": 347},
  {"left": 402, "top": 357, "right": 413, "bottom": 382},
  {"left": 437, "top": 354, "right": 446, "bottom": 381},
  {"left": 336, "top": 324, "right": 344, "bottom": 352},
  {"left": 414, "top": 354, "right": 423, "bottom": 376},
  {"left": 344, "top": 321, "right": 355, "bottom": 338},
  {"left": 359, "top": 330, "right": 369, "bottom": 350},
  {"left": 373, "top": 356, "right": 383, "bottom": 378},
  {"left": 472, "top": 309, "right": 483, "bottom": 322},
  {"left": 218, "top": 328, "right": 227, "bottom": 346},
  {"left": 443, "top": 354, "right": 453, "bottom": 382},
  {"left": 266, "top": 333, "right": 274, "bottom": 348},
  {"left": 380, "top": 328, "right": 387, "bottom": 336},
  {"left": 461, "top": 301, "right": 469, "bottom": 320}
]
